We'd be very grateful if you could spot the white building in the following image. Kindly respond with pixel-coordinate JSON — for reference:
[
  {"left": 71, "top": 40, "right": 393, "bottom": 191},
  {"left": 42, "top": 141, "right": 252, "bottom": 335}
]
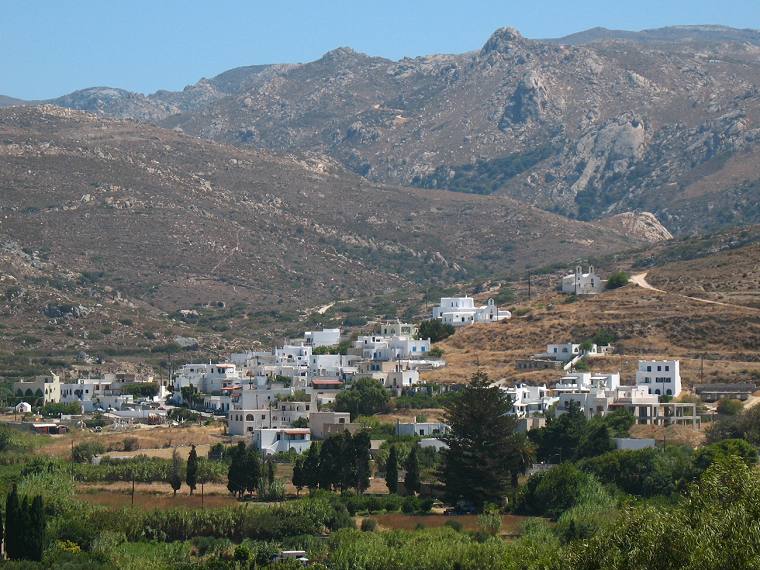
[
  {"left": 502, "top": 384, "right": 558, "bottom": 417},
  {"left": 380, "top": 321, "right": 418, "bottom": 338},
  {"left": 303, "top": 328, "right": 341, "bottom": 348},
  {"left": 396, "top": 422, "right": 450, "bottom": 437},
  {"left": 253, "top": 428, "right": 311, "bottom": 455},
  {"left": 13, "top": 374, "right": 61, "bottom": 404},
  {"left": 561, "top": 266, "right": 604, "bottom": 295},
  {"left": 545, "top": 343, "right": 583, "bottom": 362},
  {"left": 635, "top": 360, "right": 681, "bottom": 397},
  {"left": 173, "top": 363, "right": 241, "bottom": 394},
  {"left": 432, "top": 297, "right": 511, "bottom": 327},
  {"left": 15, "top": 402, "right": 32, "bottom": 414},
  {"left": 385, "top": 367, "right": 420, "bottom": 393},
  {"left": 60, "top": 378, "right": 135, "bottom": 412},
  {"left": 228, "top": 409, "right": 276, "bottom": 436}
]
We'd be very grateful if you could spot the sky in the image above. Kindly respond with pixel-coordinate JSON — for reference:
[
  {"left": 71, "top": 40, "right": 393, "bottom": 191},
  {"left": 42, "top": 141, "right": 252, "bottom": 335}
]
[{"left": 2, "top": 0, "right": 759, "bottom": 100}]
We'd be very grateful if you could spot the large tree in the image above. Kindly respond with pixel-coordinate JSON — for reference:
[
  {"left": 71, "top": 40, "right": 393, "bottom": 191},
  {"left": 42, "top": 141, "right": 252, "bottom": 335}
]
[
  {"left": 404, "top": 444, "right": 421, "bottom": 495},
  {"left": 335, "top": 377, "right": 389, "bottom": 419},
  {"left": 303, "top": 442, "right": 321, "bottom": 491},
  {"left": 385, "top": 445, "right": 399, "bottom": 494},
  {"left": 292, "top": 457, "right": 306, "bottom": 496},
  {"left": 352, "top": 431, "right": 372, "bottom": 493},
  {"left": 186, "top": 445, "right": 198, "bottom": 495},
  {"left": 440, "top": 371, "right": 517, "bottom": 509},
  {"left": 227, "top": 442, "right": 247, "bottom": 498},
  {"left": 5, "top": 484, "right": 19, "bottom": 559},
  {"left": 29, "top": 495, "right": 45, "bottom": 562},
  {"left": 170, "top": 448, "right": 183, "bottom": 496}
]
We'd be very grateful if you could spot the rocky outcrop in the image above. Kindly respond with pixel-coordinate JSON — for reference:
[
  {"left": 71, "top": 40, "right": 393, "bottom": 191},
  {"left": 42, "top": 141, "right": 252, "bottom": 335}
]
[
  {"left": 600, "top": 212, "right": 673, "bottom": 243},
  {"left": 499, "top": 71, "right": 550, "bottom": 130}
]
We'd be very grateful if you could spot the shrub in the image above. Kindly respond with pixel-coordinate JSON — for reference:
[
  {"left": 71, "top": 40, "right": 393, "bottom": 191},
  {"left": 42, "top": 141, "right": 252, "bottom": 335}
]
[
  {"left": 123, "top": 437, "right": 140, "bottom": 452},
  {"left": 717, "top": 398, "right": 743, "bottom": 416},
  {"left": 444, "top": 520, "right": 463, "bottom": 532},
  {"left": 360, "top": 518, "right": 378, "bottom": 532},
  {"left": 417, "top": 320, "right": 455, "bottom": 343},
  {"left": 606, "top": 271, "right": 630, "bottom": 289},
  {"left": 72, "top": 441, "right": 105, "bottom": 463},
  {"left": 402, "top": 495, "right": 419, "bottom": 514}
]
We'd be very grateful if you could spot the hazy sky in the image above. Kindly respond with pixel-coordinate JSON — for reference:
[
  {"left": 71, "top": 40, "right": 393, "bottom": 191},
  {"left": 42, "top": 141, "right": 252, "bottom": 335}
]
[{"left": 2, "top": 0, "right": 759, "bottom": 99}]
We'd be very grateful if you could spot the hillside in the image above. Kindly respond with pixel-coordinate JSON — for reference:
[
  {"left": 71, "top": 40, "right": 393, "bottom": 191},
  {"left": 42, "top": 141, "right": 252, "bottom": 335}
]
[
  {"left": 46, "top": 25, "right": 760, "bottom": 234},
  {"left": 0, "top": 105, "right": 639, "bottom": 361},
  {"left": 423, "top": 233, "right": 760, "bottom": 385}
]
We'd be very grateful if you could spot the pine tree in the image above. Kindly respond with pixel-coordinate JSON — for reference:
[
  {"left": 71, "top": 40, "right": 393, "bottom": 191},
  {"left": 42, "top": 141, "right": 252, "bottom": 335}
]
[
  {"left": 440, "top": 371, "right": 517, "bottom": 509},
  {"left": 186, "top": 444, "right": 198, "bottom": 495},
  {"left": 404, "top": 444, "right": 421, "bottom": 495},
  {"left": 292, "top": 457, "right": 306, "bottom": 496},
  {"left": 170, "top": 448, "right": 182, "bottom": 496},
  {"left": 385, "top": 445, "right": 399, "bottom": 494},
  {"left": 29, "top": 495, "right": 45, "bottom": 562},
  {"left": 5, "top": 484, "right": 19, "bottom": 559},
  {"left": 303, "top": 443, "right": 321, "bottom": 491}
]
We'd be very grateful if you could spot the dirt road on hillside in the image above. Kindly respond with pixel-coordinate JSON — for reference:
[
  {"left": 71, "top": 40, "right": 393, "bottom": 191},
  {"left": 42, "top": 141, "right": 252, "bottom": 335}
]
[{"left": 631, "top": 272, "right": 760, "bottom": 313}]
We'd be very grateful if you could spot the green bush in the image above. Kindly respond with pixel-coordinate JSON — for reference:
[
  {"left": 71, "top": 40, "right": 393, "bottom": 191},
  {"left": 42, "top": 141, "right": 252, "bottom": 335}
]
[
  {"left": 360, "top": 518, "right": 378, "bottom": 532},
  {"left": 72, "top": 441, "right": 105, "bottom": 463},
  {"left": 606, "top": 271, "right": 629, "bottom": 290}
]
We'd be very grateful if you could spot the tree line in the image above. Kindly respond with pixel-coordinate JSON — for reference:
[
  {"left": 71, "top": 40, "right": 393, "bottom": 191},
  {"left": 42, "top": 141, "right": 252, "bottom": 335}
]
[
  {"left": 3, "top": 485, "right": 45, "bottom": 561},
  {"left": 292, "top": 431, "right": 371, "bottom": 494}
]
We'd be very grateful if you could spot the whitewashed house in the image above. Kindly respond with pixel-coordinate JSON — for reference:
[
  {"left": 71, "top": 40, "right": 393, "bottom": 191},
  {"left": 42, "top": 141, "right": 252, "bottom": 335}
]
[
  {"left": 309, "top": 411, "right": 351, "bottom": 439},
  {"left": 15, "top": 402, "right": 32, "bottom": 414},
  {"left": 303, "top": 328, "right": 341, "bottom": 348},
  {"left": 253, "top": 428, "right": 311, "bottom": 455},
  {"left": 173, "top": 363, "right": 241, "bottom": 394},
  {"left": 502, "top": 384, "right": 558, "bottom": 417},
  {"left": 635, "top": 360, "right": 681, "bottom": 397},
  {"left": 561, "top": 266, "right": 604, "bottom": 295},
  {"left": 60, "top": 378, "right": 134, "bottom": 412},
  {"left": 396, "top": 422, "right": 450, "bottom": 437},
  {"left": 432, "top": 297, "right": 511, "bottom": 327},
  {"left": 380, "top": 321, "right": 418, "bottom": 338}
]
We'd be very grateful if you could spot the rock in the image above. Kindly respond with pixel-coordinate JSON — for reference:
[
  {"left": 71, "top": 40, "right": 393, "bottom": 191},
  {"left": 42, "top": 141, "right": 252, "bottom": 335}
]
[
  {"left": 499, "top": 71, "right": 550, "bottom": 129},
  {"left": 44, "top": 303, "right": 92, "bottom": 319},
  {"left": 600, "top": 211, "right": 673, "bottom": 243},
  {"left": 174, "top": 336, "right": 199, "bottom": 349}
]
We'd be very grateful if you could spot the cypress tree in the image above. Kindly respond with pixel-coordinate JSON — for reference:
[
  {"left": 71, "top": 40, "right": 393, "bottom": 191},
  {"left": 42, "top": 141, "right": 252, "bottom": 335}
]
[
  {"left": 244, "top": 448, "right": 261, "bottom": 496},
  {"left": 319, "top": 436, "right": 341, "bottom": 490},
  {"left": 29, "top": 495, "right": 45, "bottom": 562},
  {"left": 404, "top": 444, "right": 421, "bottom": 495},
  {"left": 303, "top": 443, "right": 321, "bottom": 490},
  {"left": 385, "top": 445, "right": 399, "bottom": 494},
  {"left": 170, "top": 448, "right": 182, "bottom": 496},
  {"left": 17, "top": 496, "right": 31, "bottom": 560},
  {"left": 5, "top": 484, "right": 19, "bottom": 559},
  {"left": 353, "top": 431, "right": 371, "bottom": 493},
  {"left": 227, "top": 442, "right": 247, "bottom": 498},
  {"left": 266, "top": 457, "right": 275, "bottom": 487},
  {"left": 186, "top": 444, "right": 198, "bottom": 495},
  {"left": 292, "top": 457, "right": 306, "bottom": 496}
]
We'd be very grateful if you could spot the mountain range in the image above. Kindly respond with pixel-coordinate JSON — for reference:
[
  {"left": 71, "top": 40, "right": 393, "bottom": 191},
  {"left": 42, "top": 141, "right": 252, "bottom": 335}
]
[{"left": 4, "top": 25, "right": 759, "bottom": 235}]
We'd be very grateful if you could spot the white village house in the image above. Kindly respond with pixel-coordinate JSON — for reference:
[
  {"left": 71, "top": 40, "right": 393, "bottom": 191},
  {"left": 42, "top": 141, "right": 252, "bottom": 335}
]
[
  {"left": 635, "top": 360, "right": 682, "bottom": 397},
  {"left": 432, "top": 297, "right": 511, "bottom": 327}
]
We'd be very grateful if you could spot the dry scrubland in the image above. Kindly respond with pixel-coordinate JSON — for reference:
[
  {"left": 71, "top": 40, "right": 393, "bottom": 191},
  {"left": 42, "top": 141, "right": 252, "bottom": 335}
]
[{"left": 423, "top": 283, "right": 760, "bottom": 386}]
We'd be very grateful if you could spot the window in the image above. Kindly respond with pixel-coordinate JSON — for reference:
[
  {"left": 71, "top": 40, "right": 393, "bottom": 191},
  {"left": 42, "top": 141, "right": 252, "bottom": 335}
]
[
  {"left": 246, "top": 414, "right": 254, "bottom": 421},
  {"left": 666, "top": 389, "right": 672, "bottom": 396},
  {"left": 647, "top": 366, "right": 652, "bottom": 372},
  {"left": 657, "top": 366, "right": 662, "bottom": 372}
]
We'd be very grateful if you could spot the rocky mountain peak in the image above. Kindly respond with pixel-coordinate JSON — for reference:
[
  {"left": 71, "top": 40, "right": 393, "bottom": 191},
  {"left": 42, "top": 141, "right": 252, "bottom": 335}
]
[
  {"left": 480, "top": 27, "right": 525, "bottom": 55},
  {"left": 318, "top": 46, "right": 369, "bottom": 64}
]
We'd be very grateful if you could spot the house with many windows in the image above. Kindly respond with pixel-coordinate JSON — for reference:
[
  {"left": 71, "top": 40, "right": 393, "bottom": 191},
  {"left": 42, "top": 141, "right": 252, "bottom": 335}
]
[{"left": 635, "top": 360, "right": 681, "bottom": 397}]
